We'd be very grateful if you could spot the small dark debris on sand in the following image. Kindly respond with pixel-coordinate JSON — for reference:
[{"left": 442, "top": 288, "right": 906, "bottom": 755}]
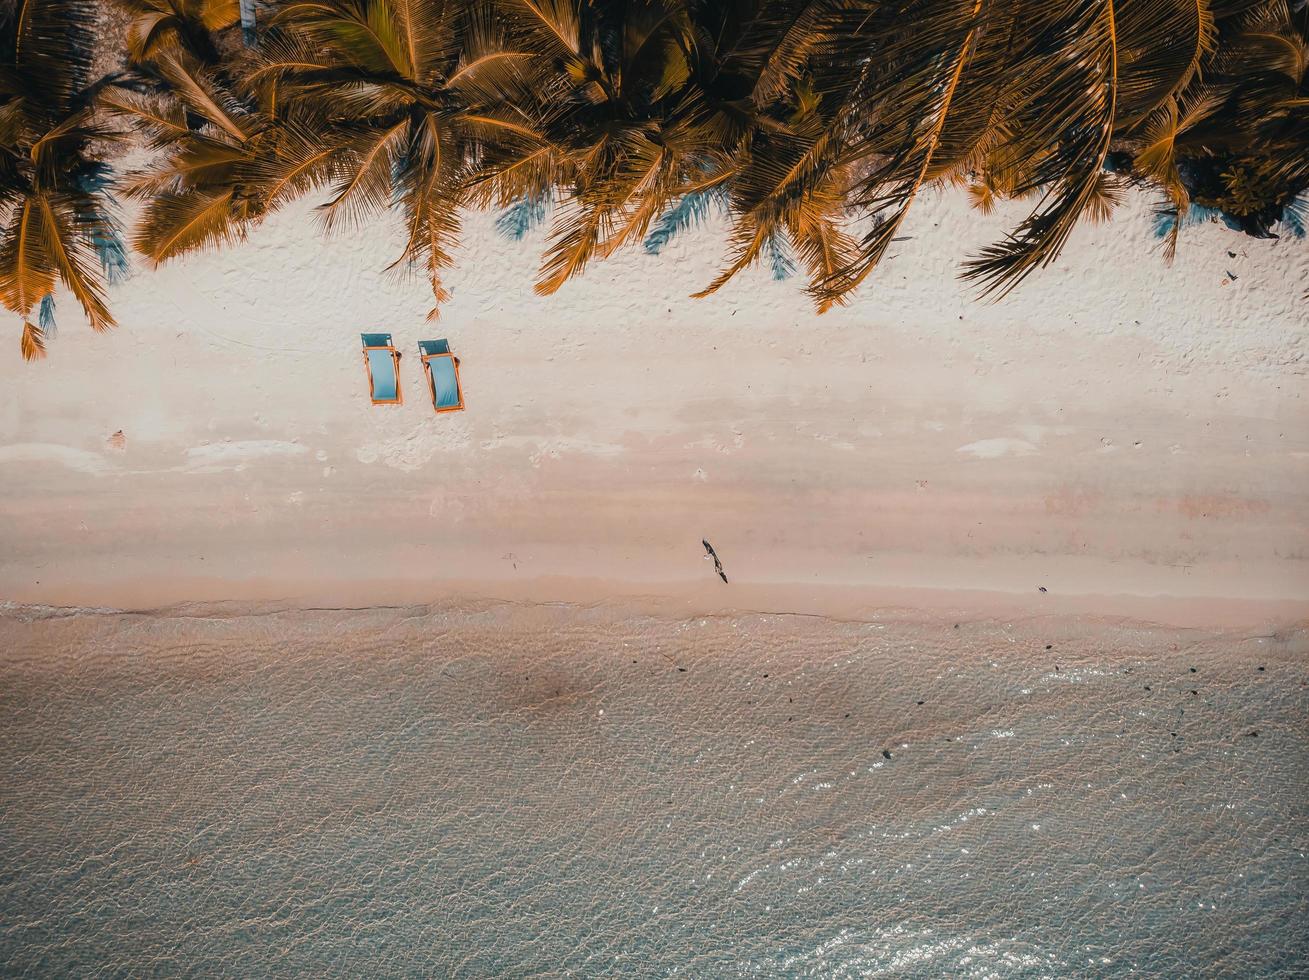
[
  {"left": 1190, "top": 667, "right": 1197, "bottom": 673},
  {"left": 1258, "top": 666, "right": 1265, "bottom": 671},
  {"left": 916, "top": 700, "right": 924, "bottom": 705},
  {"left": 1038, "top": 586, "right": 1047, "bottom": 592},
  {"left": 1045, "top": 644, "right": 1053, "bottom": 650},
  {"left": 1190, "top": 689, "right": 1198, "bottom": 695},
  {"left": 1245, "top": 730, "right": 1260, "bottom": 737},
  {"left": 677, "top": 667, "right": 687, "bottom": 672},
  {"left": 881, "top": 749, "right": 893, "bottom": 760},
  {"left": 1144, "top": 685, "right": 1152, "bottom": 691}
]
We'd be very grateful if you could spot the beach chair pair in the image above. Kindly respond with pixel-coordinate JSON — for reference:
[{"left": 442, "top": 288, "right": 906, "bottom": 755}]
[{"left": 361, "top": 334, "right": 464, "bottom": 412}]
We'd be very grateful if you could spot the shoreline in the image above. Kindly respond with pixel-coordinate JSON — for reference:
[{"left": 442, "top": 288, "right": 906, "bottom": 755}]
[{"left": 3, "top": 577, "right": 1305, "bottom": 633}]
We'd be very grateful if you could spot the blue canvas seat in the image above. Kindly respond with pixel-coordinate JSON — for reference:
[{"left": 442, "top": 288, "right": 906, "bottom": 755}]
[
  {"left": 361, "top": 333, "right": 401, "bottom": 404},
  {"left": 419, "top": 339, "right": 464, "bottom": 413}
]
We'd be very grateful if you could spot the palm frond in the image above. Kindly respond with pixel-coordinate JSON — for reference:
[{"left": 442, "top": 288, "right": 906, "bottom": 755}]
[
  {"left": 133, "top": 188, "right": 240, "bottom": 262},
  {"left": 20, "top": 318, "right": 45, "bottom": 360},
  {"left": 962, "top": 0, "right": 1124, "bottom": 297}
]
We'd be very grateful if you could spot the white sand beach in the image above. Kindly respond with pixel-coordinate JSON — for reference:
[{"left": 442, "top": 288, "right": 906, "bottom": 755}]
[{"left": 0, "top": 189, "right": 1305, "bottom": 627}]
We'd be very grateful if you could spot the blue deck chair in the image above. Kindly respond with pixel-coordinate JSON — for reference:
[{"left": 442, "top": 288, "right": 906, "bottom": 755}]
[
  {"left": 419, "top": 339, "right": 464, "bottom": 413},
  {"left": 361, "top": 333, "right": 402, "bottom": 404}
]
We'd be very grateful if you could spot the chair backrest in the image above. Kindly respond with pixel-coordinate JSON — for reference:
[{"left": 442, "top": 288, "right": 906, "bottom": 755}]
[
  {"left": 361, "top": 332, "right": 393, "bottom": 349},
  {"left": 365, "top": 348, "right": 399, "bottom": 401},
  {"left": 418, "top": 339, "right": 450, "bottom": 356},
  {"left": 427, "top": 354, "right": 461, "bottom": 409}
]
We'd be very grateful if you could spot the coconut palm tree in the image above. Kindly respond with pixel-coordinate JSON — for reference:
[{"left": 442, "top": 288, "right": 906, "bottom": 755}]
[
  {"left": 0, "top": 0, "right": 125, "bottom": 359},
  {"left": 203, "top": 0, "right": 548, "bottom": 318},
  {"left": 105, "top": 48, "right": 328, "bottom": 265},
  {"left": 475, "top": 0, "right": 863, "bottom": 307}
]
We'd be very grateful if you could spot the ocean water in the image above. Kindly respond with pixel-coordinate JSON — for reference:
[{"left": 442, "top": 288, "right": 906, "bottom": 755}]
[{"left": 1, "top": 602, "right": 1306, "bottom": 977}]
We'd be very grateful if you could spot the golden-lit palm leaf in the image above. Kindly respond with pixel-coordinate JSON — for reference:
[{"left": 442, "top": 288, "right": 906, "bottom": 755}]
[
  {"left": 786, "top": 180, "right": 857, "bottom": 312},
  {"left": 112, "top": 0, "right": 239, "bottom": 63},
  {"left": 36, "top": 195, "right": 114, "bottom": 331},
  {"left": 962, "top": 0, "right": 1122, "bottom": 296},
  {"left": 133, "top": 188, "right": 240, "bottom": 261},
  {"left": 1134, "top": 91, "right": 1220, "bottom": 259},
  {"left": 534, "top": 195, "right": 606, "bottom": 294},
  {"left": 100, "top": 89, "right": 192, "bottom": 147},
  {"left": 817, "top": 0, "right": 988, "bottom": 304},
  {"left": 689, "top": 220, "right": 768, "bottom": 298},
  {"left": 153, "top": 52, "right": 252, "bottom": 141},
  {"left": 508, "top": 0, "right": 581, "bottom": 57},
  {"left": 274, "top": 0, "right": 415, "bottom": 79},
  {"left": 244, "top": 119, "right": 355, "bottom": 208},
  {"left": 19, "top": 319, "right": 45, "bottom": 359},
  {"left": 0, "top": 200, "right": 57, "bottom": 323},
  {"left": 318, "top": 119, "right": 411, "bottom": 230},
  {"left": 1114, "top": 0, "right": 1217, "bottom": 126},
  {"left": 732, "top": 0, "right": 858, "bottom": 108},
  {"left": 391, "top": 113, "right": 463, "bottom": 317},
  {"left": 391, "top": 0, "right": 458, "bottom": 86}
]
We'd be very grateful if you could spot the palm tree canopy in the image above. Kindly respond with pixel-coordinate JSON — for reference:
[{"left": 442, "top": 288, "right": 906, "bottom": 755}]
[
  {"left": 5, "top": 0, "right": 1305, "bottom": 359},
  {"left": 1, "top": 0, "right": 124, "bottom": 360}
]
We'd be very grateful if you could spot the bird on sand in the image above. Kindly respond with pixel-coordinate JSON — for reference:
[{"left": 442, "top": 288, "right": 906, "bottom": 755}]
[{"left": 702, "top": 539, "right": 729, "bottom": 583}]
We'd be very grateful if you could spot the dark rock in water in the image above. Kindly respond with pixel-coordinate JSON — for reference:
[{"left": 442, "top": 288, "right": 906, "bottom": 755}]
[{"left": 882, "top": 749, "right": 892, "bottom": 760}]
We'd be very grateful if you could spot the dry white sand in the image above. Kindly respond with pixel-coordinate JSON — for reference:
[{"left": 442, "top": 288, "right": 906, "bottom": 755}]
[{"left": 0, "top": 188, "right": 1305, "bottom": 628}]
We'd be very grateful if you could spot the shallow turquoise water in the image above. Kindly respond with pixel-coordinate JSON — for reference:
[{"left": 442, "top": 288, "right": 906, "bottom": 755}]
[{"left": 1, "top": 604, "right": 1306, "bottom": 976}]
